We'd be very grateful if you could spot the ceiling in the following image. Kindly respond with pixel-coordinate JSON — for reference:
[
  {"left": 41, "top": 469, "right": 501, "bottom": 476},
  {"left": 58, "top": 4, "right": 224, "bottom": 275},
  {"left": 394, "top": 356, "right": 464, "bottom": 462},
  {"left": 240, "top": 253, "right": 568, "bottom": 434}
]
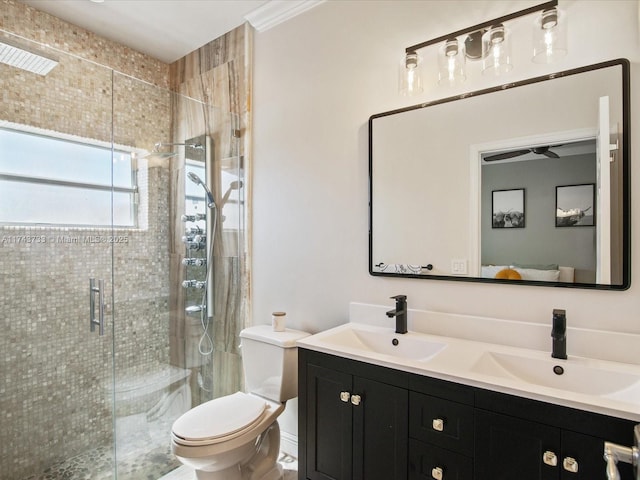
[{"left": 20, "top": 0, "right": 315, "bottom": 63}]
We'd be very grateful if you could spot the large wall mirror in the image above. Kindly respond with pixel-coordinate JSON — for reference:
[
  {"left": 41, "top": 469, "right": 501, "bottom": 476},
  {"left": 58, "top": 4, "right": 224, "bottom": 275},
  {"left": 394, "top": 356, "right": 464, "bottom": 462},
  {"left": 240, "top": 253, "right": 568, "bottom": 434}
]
[{"left": 369, "top": 59, "right": 630, "bottom": 289}]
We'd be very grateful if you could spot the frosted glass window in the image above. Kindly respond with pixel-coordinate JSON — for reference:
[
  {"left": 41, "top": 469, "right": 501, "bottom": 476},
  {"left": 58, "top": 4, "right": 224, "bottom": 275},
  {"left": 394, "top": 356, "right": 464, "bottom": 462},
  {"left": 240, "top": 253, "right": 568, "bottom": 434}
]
[{"left": 0, "top": 127, "right": 137, "bottom": 227}]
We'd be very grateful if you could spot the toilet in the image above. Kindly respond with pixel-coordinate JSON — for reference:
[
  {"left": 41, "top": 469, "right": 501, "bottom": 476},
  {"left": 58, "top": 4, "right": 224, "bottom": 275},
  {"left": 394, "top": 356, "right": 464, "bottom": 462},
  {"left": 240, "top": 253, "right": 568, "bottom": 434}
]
[{"left": 171, "top": 325, "right": 309, "bottom": 480}]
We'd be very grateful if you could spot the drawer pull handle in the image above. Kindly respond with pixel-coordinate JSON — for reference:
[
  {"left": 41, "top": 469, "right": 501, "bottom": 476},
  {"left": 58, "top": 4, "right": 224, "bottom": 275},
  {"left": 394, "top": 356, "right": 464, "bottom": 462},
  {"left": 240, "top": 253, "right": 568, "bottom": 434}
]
[
  {"left": 543, "top": 450, "right": 558, "bottom": 467},
  {"left": 351, "top": 394, "right": 362, "bottom": 406},
  {"left": 432, "top": 418, "right": 444, "bottom": 432},
  {"left": 431, "top": 466, "right": 443, "bottom": 480},
  {"left": 563, "top": 457, "right": 579, "bottom": 473},
  {"left": 339, "top": 391, "right": 350, "bottom": 403}
]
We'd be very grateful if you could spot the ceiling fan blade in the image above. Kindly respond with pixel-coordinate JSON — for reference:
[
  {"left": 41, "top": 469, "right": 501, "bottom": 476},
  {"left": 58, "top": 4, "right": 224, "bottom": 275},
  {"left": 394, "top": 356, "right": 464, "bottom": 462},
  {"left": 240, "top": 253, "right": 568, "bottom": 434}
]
[{"left": 483, "top": 149, "right": 530, "bottom": 162}]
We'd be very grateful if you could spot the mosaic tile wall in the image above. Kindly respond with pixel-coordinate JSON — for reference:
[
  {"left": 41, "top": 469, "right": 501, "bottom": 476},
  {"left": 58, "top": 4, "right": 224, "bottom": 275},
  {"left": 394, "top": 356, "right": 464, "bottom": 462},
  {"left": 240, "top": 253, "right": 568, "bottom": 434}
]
[{"left": 0, "top": 1, "right": 180, "bottom": 478}]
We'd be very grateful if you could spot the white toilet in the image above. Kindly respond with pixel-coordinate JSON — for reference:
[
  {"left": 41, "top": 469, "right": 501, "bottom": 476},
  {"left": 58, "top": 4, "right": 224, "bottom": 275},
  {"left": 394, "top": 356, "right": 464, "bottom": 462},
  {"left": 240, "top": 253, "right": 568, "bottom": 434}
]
[{"left": 171, "top": 325, "right": 309, "bottom": 480}]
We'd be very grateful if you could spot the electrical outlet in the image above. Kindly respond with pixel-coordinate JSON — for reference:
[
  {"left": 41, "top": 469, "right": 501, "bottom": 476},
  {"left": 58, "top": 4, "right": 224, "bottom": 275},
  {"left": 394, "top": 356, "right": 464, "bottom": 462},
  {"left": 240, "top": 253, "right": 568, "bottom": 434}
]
[{"left": 451, "top": 259, "right": 468, "bottom": 275}]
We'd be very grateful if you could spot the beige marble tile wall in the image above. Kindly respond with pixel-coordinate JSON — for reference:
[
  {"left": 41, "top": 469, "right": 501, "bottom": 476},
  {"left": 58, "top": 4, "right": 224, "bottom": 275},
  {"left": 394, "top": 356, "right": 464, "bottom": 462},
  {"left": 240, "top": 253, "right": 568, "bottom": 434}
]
[
  {"left": 0, "top": 1, "right": 175, "bottom": 478},
  {"left": 169, "top": 24, "right": 251, "bottom": 404}
]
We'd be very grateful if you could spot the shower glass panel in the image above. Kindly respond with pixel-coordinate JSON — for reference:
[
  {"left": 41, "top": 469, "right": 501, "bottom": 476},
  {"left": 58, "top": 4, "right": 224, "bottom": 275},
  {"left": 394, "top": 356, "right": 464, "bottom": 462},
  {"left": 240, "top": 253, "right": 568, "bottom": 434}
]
[
  {"left": 0, "top": 35, "right": 117, "bottom": 479},
  {"left": 1, "top": 29, "right": 243, "bottom": 480}
]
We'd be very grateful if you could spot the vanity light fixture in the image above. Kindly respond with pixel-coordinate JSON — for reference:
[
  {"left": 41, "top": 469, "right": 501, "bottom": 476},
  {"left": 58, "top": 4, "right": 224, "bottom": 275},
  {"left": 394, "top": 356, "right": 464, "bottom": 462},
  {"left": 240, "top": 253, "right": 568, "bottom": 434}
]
[
  {"left": 532, "top": 7, "right": 567, "bottom": 63},
  {"left": 438, "top": 38, "right": 466, "bottom": 86},
  {"left": 399, "top": 50, "right": 423, "bottom": 96},
  {"left": 481, "top": 24, "right": 513, "bottom": 76},
  {"left": 399, "top": 0, "right": 566, "bottom": 94}
]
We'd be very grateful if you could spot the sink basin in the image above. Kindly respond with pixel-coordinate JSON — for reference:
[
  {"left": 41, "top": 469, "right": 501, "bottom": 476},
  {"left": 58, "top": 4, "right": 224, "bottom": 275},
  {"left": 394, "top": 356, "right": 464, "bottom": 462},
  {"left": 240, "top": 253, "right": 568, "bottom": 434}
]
[
  {"left": 471, "top": 351, "right": 640, "bottom": 397},
  {"left": 319, "top": 325, "right": 447, "bottom": 362}
]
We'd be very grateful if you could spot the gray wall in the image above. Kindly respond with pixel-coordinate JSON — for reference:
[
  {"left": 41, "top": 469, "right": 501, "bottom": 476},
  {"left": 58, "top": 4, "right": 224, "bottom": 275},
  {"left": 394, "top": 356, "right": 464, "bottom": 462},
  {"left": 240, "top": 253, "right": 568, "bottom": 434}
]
[{"left": 481, "top": 154, "right": 597, "bottom": 282}]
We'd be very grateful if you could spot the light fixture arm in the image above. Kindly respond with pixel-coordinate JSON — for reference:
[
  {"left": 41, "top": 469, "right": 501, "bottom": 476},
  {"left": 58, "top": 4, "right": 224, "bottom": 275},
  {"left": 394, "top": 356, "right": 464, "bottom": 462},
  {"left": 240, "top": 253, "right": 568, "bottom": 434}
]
[{"left": 405, "top": 0, "right": 557, "bottom": 54}]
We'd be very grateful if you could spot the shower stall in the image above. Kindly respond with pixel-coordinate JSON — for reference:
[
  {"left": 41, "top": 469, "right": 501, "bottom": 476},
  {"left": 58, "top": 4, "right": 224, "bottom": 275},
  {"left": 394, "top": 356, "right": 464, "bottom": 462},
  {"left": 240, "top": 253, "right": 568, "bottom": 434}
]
[{"left": 0, "top": 26, "right": 246, "bottom": 480}]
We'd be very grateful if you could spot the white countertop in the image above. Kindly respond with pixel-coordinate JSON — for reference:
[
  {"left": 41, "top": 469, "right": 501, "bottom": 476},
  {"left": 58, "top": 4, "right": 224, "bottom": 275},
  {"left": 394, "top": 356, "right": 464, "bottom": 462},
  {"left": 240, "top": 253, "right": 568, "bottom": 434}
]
[{"left": 298, "top": 321, "right": 640, "bottom": 422}]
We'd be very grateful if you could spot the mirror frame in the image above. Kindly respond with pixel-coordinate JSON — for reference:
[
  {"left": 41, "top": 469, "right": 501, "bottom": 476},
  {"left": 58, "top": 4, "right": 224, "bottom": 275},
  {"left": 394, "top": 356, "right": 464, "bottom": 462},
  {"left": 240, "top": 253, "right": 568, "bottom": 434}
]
[{"left": 369, "top": 59, "right": 630, "bottom": 290}]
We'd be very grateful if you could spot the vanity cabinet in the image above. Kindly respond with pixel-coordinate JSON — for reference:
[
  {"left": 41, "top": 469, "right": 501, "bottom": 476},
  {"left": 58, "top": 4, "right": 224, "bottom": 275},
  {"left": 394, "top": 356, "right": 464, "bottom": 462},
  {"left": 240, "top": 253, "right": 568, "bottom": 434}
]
[
  {"left": 298, "top": 348, "right": 408, "bottom": 480},
  {"left": 299, "top": 349, "right": 637, "bottom": 480}
]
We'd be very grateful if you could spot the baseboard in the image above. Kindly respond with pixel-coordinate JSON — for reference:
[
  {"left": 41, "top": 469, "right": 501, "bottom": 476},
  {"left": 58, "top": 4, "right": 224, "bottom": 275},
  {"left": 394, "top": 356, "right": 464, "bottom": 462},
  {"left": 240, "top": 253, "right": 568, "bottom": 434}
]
[{"left": 280, "top": 430, "right": 298, "bottom": 458}]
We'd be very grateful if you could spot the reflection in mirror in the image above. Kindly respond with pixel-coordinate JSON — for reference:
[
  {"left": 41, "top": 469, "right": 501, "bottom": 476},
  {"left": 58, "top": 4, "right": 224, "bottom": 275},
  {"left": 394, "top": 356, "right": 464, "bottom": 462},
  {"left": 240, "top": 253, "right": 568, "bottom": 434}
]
[{"left": 369, "top": 59, "right": 629, "bottom": 289}]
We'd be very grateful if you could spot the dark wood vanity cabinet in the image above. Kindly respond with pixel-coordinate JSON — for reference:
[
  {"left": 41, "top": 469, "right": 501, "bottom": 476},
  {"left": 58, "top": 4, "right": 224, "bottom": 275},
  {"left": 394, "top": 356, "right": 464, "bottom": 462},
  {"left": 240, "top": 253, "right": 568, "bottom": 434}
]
[
  {"left": 298, "top": 349, "right": 637, "bottom": 480},
  {"left": 298, "top": 349, "right": 408, "bottom": 480}
]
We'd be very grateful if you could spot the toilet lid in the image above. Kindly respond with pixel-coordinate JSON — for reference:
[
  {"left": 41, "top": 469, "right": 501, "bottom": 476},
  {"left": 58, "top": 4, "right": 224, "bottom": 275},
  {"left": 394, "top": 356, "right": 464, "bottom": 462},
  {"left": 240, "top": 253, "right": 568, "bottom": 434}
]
[{"left": 172, "top": 392, "right": 267, "bottom": 443}]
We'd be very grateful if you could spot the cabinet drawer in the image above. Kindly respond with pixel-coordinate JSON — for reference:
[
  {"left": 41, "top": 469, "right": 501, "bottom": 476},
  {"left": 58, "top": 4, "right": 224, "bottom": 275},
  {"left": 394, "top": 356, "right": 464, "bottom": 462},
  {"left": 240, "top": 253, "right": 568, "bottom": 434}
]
[
  {"left": 409, "top": 438, "right": 473, "bottom": 480},
  {"left": 410, "top": 391, "right": 474, "bottom": 456}
]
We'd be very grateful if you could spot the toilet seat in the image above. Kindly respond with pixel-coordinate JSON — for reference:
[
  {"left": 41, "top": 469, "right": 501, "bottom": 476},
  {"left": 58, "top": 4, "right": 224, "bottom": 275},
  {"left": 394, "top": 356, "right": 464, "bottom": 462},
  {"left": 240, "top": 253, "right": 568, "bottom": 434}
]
[{"left": 172, "top": 392, "right": 267, "bottom": 447}]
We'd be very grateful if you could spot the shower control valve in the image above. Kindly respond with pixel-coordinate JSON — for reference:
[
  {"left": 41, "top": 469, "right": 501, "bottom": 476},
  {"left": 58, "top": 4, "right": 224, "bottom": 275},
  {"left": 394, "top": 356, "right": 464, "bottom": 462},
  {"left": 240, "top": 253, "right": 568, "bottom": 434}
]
[
  {"left": 186, "top": 241, "right": 206, "bottom": 251},
  {"left": 182, "top": 280, "right": 207, "bottom": 289},
  {"left": 182, "top": 235, "right": 195, "bottom": 243},
  {"left": 181, "top": 213, "right": 206, "bottom": 222},
  {"left": 182, "top": 258, "right": 206, "bottom": 267},
  {"left": 185, "top": 226, "right": 203, "bottom": 235}
]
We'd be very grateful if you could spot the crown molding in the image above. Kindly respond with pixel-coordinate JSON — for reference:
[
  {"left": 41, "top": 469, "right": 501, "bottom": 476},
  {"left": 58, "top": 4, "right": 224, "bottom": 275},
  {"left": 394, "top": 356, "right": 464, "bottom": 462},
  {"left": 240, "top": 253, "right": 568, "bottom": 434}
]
[{"left": 245, "top": 0, "right": 325, "bottom": 32}]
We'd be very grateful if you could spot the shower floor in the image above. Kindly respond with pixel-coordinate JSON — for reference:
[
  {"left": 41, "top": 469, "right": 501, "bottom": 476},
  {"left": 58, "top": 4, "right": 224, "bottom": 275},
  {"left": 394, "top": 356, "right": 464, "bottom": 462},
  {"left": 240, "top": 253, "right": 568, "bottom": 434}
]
[
  {"left": 23, "top": 442, "right": 180, "bottom": 480},
  {"left": 23, "top": 448, "right": 297, "bottom": 480}
]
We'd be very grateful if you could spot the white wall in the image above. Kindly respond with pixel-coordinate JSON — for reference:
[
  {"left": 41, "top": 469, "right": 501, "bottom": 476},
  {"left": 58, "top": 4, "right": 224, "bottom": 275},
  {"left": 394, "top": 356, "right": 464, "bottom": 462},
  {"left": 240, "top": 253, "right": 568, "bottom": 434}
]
[{"left": 253, "top": 0, "right": 640, "bottom": 331}]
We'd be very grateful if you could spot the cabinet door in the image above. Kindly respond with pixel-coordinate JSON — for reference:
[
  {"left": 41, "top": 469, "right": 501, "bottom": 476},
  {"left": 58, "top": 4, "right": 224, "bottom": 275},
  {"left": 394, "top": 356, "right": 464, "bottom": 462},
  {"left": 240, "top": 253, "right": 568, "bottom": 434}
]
[
  {"left": 409, "top": 438, "right": 473, "bottom": 480},
  {"left": 305, "top": 364, "right": 353, "bottom": 480},
  {"left": 476, "top": 410, "right": 561, "bottom": 480},
  {"left": 352, "top": 376, "right": 408, "bottom": 480},
  {"left": 561, "top": 430, "right": 634, "bottom": 480}
]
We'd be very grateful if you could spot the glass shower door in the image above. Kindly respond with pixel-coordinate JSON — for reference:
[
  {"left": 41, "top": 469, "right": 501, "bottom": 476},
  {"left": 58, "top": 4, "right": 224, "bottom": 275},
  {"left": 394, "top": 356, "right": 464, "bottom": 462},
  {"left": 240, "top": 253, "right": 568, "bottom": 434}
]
[{"left": 0, "top": 35, "right": 118, "bottom": 480}]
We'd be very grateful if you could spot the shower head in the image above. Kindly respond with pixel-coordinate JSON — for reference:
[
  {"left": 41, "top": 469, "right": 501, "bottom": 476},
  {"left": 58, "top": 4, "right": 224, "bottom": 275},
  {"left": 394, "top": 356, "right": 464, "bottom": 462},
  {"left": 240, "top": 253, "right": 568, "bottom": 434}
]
[
  {"left": 187, "top": 172, "right": 216, "bottom": 209},
  {"left": 154, "top": 142, "right": 204, "bottom": 150},
  {"left": 140, "top": 142, "right": 204, "bottom": 160},
  {"left": 144, "top": 151, "right": 178, "bottom": 159}
]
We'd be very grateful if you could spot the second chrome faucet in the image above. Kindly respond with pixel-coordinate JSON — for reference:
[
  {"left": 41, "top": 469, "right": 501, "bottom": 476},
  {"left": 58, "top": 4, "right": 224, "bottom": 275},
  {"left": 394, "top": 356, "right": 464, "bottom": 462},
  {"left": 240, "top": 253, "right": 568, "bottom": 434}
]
[{"left": 386, "top": 295, "right": 408, "bottom": 334}]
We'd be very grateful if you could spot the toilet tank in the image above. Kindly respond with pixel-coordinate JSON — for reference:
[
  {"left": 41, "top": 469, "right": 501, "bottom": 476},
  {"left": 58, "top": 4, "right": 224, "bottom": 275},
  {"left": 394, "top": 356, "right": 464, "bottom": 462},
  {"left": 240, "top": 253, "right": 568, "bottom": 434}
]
[{"left": 239, "top": 325, "right": 310, "bottom": 402}]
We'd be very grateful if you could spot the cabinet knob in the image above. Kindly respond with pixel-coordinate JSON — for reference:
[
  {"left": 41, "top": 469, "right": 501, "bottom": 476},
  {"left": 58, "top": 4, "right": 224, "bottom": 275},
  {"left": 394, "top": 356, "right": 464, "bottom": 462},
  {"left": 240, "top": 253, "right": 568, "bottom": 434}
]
[
  {"left": 351, "top": 394, "right": 362, "bottom": 406},
  {"left": 340, "top": 391, "right": 350, "bottom": 403},
  {"left": 432, "top": 418, "right": 445, "bottom": 432},
  {"left": 543, "top": 451, "right": 558, "bottom": 467},
  {"left": 563, "top": 457, "right": 579, "bottom": 473},
  {"left": 431, "top": 466, "right": 444, "bottom": 480}
]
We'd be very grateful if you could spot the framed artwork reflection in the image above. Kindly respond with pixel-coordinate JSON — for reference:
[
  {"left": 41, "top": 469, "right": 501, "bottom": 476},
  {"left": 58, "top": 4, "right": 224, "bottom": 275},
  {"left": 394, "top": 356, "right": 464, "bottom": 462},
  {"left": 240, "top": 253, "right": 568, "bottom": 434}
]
[
  {"left": 492, "top": 188, "right": 525, "bottom": 228},
  {"left": 556, "top": 184, "right": 595, "bottom": 227}
]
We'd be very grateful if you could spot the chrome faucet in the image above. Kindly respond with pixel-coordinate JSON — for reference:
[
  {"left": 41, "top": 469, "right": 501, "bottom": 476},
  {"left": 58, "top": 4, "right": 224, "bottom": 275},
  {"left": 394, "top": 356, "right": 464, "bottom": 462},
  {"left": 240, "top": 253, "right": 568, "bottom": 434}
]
[
  {"left": 386, "top": 295, "right": 408, "bottom": 334},
  {"left": 551, "top": 309, "right": 567, "bottom": 359}
]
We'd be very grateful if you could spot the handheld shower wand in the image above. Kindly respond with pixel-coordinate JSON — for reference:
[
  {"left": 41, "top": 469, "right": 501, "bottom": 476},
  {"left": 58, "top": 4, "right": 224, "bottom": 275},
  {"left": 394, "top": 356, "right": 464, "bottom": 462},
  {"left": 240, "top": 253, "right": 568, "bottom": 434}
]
[
  {"left": 187, "top": 172, "right": 216, "bottom": 209},
  {"left": 220, "top": 180, "right": 243, "bottom": 208}
]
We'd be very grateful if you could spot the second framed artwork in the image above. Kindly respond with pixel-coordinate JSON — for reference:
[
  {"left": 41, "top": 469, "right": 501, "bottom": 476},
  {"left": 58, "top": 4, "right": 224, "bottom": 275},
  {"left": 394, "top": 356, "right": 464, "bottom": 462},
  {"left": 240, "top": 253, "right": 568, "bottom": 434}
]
[
  {"left": 556, "top": 183, "right": 595, "bottom": 227},
  {"left": 492, "top": 188, "right": 525, "bottom": 228}
]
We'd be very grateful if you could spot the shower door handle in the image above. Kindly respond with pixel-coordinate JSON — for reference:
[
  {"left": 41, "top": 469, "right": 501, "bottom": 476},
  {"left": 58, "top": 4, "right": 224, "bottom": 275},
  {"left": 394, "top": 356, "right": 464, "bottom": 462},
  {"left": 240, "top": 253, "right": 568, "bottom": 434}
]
[{"left": 89, "top": 278, "right": 105, "bottom": 335}]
